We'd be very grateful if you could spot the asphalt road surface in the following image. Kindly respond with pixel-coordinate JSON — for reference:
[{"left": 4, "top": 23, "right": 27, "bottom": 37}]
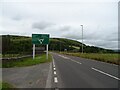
[
  {"left": 3, "top": 62, "right": 51, "bottom": 88},
  {"left": 51, "top": 52, "right": 119, "bottom": 88}
]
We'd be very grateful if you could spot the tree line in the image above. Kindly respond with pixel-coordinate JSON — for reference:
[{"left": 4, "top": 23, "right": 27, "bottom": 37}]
[{"left": 1, "top": 35, "right": 115, "bottom": 55}]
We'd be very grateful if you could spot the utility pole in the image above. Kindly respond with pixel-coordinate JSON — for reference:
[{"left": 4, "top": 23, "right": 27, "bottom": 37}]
[{"left": 81, "top": 25, "right": 83, "bottom": 53}]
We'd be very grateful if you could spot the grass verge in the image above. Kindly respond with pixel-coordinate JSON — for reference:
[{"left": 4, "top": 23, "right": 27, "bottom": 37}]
[
  {"left": 2, "top": 54, "right": 52, "bottom": 68},
  {"left": 61, "top": 52, "right": 119, "bottom": 65},
  {"left": 0, "top": 82, "right": 14, "bottom": 89}
]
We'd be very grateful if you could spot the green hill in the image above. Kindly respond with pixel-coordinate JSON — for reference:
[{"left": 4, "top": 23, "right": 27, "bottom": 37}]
[
  {"left": 49, "top": 38, "right": 114, "bottom": 53},
  {"left": 1, "top": 35, "right": 114, "bottom": 55}
]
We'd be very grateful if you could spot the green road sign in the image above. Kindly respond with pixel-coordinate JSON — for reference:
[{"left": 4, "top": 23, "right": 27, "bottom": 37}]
[{"left": 32, "top": 34, "right": 49, "bottom": 45}]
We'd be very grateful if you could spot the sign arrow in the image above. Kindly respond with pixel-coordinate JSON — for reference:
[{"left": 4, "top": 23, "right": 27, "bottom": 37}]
[{"left": 38, "top": 39, "right": 44, "bottom": 44}]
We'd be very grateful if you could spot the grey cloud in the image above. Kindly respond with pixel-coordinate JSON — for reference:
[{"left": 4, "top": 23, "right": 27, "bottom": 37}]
[
  {"left": 12, "top": 16, "right": 23, "bottom": 21},
  {"left": 1, "top": 0, "right": 118, "bottom": 50},
  {"left": 62, "top": 30, "right": 100, "bottom": 41},
  {"left": 59, "top": 25, "right": 71, "bottom": 31},
  {"left": 62, "top": 34, "right": 80, "bottom": 40},
  {"left": 62, "top": 29, "right": 118, "bottom": 49},
  {"left": 106, "top": 36, "right": 118, "bottom": 41},
  {"left": 84, "top": 40, "right": 118, "bottom": 50},
  {"left": 32, "top": 21, "right": 55, "bottom": 30},
  {"left": 105, "top": 32, "right": 118, "bottom": 41}
]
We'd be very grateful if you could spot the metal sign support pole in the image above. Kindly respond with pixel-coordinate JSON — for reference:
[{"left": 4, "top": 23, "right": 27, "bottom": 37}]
[
  {"left": 46, "top": 44, "right": 48, "bottom": 60},
  {"left": 33, "top": 44, "right": 35, "bottom": 59}
]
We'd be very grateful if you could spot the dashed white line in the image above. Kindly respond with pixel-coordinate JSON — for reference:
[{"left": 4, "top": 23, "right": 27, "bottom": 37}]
[
  {"left": 54, "top": 71, "right": 57, "bottom": 75},
  {"left": 76, "top": 62, "right": 82, "bottom": 64},
  {"left": 58, "top": 55, "right": 82, "bottom": 64},
  {"left": 70, "top": 59, "right": 82, "bottom": 64},
  {"left": 52, "top": 55, "right": 59, "bottom": 86},
  {"left": 91, "top": 67, "right": 120, "bottom": 80},
  {"left": 53, "top": 67, "right": 56, "bottom": 70},
  {"left": 58, "top": 55, "right": 70, "bottom": 59},
  {"left": 54, "top": 77, "right": 58, "bottom": 83}
]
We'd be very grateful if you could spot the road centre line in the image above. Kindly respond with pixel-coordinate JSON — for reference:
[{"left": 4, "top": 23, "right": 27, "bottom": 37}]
[
  {"left": 69, "top": 58, "right": 82, "bottom": 64},
  {"left": 58, "top": 55, "right": 70, "bottom": 59},
  {"left": 91, "top": 67, "right": 120, "bottom": 81},
  {"left": 58, "top": 55, "right": 82, "bottom": 64}
]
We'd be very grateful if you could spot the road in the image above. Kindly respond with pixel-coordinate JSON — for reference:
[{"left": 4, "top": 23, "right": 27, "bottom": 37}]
[
  {"left": 51, "top": 52, "right": 119, "bottom": 88},
  {"left": 3, "top": 62, "right": 51, "bottom": 88}
]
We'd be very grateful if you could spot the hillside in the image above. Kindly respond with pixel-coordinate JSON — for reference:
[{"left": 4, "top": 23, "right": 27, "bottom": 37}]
[
  {"left": 49, "top": 38, "right": 114, "bottom": 53},
  {"left": 1, "top": 35, "right": 114, "bottom": 54}
]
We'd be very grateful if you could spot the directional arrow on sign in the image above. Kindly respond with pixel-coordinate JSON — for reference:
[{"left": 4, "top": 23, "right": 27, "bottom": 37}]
[{"left": 38, "top": 39, "right": 44, "bottom": 44}]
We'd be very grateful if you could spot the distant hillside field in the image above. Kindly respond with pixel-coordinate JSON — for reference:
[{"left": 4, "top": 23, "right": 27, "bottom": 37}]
[{"left": 1, "top": 35, "right": 115, "bottom": 55}]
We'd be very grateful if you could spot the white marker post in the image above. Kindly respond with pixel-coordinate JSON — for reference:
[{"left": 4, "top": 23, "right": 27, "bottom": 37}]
[
  {"left": 46, "top": 44, "right": 48, "bottom": 60},
  {"left": 33, "top": 44, "right": 35, "bottom": 59}
]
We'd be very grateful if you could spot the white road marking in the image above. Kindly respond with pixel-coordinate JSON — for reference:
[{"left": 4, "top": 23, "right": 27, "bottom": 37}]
[
  {"left": 91, "top": 67, "right": 120, "bottom": 80},
  {"left": 58, "top": 55, "right": 70, "bottom": 59},
  {"left": 58, "top": 55, "right": 82, "bottom": 64},
  {"left": 53, "top": 67, "right": 56, "bottom": 70},
  {"left": 52, "top": 55, "right": 59, "bottom": 86},
  {"left": 52, "top": 56, "right": 56, "bottom": 68},
  {"left": 70, "top": 59, "right": 82, "bottom": 64},
  {"left": 54, "top": 77, "right": 58, "bottom": 83},
  {"left": 53, "top": 64, "right": 55, "bottom": 68},
  {"left": 54, "top": 71, "right": 57, "bottom": 75},
  {"left": 76, "top": 62, "right": 82, "bottom": 64}
]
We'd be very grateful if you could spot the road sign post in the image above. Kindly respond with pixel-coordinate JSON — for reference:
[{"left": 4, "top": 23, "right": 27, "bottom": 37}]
[
  {"left": 32, "top": 34, "right": 49, "bottom": 60},
  {"left": 33, "top": 44, "right": 35, "bottom": 59},
  {"left": 46, "top": 44, "right": 48, "bottom": 60}
]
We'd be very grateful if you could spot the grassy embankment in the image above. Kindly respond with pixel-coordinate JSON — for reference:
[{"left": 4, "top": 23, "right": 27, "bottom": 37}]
[
  {"left": 0, "top": 82, "right": 14, "bottom": 89},
  {"left": 61, "top": 52, "right": 119, "bottom": 65},
  {"left": 2, "top": 54, "right": 52, "bottom": 68}
]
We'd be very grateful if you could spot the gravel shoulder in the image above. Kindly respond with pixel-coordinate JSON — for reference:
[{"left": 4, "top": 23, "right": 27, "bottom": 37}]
[{"left": 3, "top": 62, "right": 52, "bottom": 88}]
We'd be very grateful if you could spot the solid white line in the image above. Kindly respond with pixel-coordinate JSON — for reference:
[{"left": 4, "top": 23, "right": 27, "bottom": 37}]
[
  {"left": 52, "top": 56, "right": 56, "bottom": 68},
  {"left": 54, "top": 77, "right": 58, "bottom": 83},
  {"left": 52, "top": 56, "right": 55, "bottom": 64},
  {"left": 54, "top": 71, "right": 57, "bottom": 75},
  {"left": 53, "top": 62, "right": 55, "bottom": 66},
  {"left": 92, "top": 67, "right": 120, "bottom": 80}
]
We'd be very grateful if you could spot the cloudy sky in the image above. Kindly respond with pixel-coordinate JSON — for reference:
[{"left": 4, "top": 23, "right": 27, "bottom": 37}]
[{"left": 0, "top": 0, "right": 119, "bottom": 50}]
